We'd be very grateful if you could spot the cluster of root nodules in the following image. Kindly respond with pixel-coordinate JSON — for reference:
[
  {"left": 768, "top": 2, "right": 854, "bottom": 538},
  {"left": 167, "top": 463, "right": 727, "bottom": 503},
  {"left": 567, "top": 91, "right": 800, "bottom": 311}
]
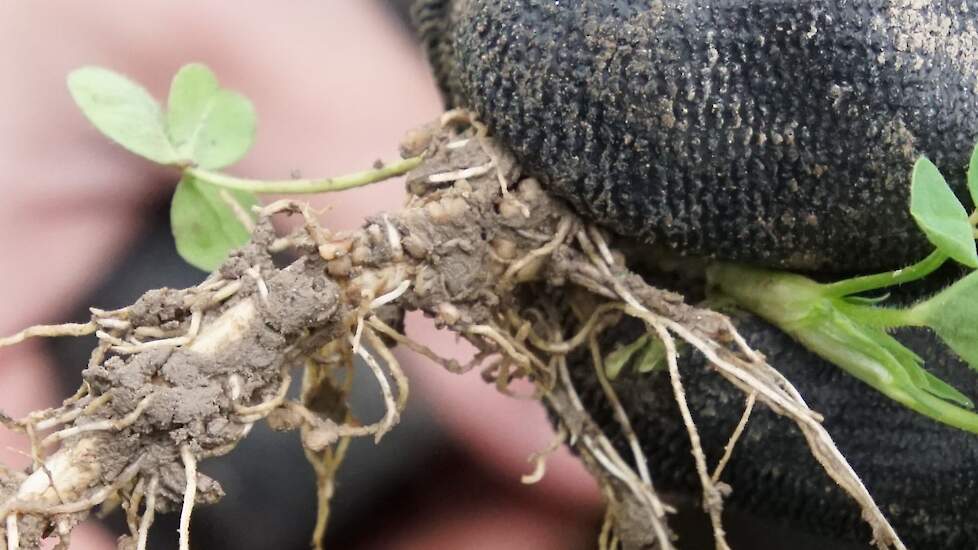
[{"left": 1, "top": 111, "right": 905, "bottom": 550}]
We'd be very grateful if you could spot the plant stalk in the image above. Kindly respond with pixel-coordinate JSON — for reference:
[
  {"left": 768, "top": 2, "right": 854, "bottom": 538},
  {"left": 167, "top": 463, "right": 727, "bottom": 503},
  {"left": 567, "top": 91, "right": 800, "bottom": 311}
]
[{"left": 187, "top": 156, "right": 423, "bottom": 194}]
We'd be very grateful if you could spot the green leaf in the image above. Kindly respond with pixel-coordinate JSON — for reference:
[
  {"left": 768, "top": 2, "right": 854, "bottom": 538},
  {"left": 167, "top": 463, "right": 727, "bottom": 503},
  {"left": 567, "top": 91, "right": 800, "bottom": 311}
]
[
  {"left": 865, "top": 321, "right": 974, "bottom": 408},
  {"left": 968, "top": 142, "right": 978, "bottom": 209},
  {"left": 166, "top": 64, "right": 219, "bottom": 149},
  {"left": 791, "top": 304, "right": 978, "bottom": 428},
  {"left": 166, "top": 63, "right": 255, "bottom": 170},
  {"left": 910, "top": 157, "right": 978, "bottom": 268},
  {"left": 917, "top": 369, "right": 975, "bottom": 409},
  {"left": 170, "top": 174, "right": 258, "bottom": 271},
  {"left": 67, "top": 66, "right": 179, "bottom": 164},
  {"left": 711, "top": 262, "right": 978, "bottom": 432},
  {"left": 604, "top": 335, "right": 649, "bottom": 380},
  {"left": 913, "top": 271, "right": 978, "bottom": 369},
  {"left": 634, "top": 337, "right": 667, "bottom": 374}
]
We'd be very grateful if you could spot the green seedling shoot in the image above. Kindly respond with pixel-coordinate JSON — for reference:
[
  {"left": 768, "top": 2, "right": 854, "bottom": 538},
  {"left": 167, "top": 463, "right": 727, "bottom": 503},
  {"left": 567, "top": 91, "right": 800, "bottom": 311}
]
[
  {"left": 68, "top": 63, "right": 421, "bottom": 271},
  {"left": 710, "top": 152, "right": 978, "bottom": 434}
]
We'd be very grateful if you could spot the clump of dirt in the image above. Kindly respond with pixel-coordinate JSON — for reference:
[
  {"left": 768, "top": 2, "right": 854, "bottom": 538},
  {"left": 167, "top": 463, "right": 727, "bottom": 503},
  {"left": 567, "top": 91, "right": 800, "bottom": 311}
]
[{"left": 0, "top": 227, "right": 345, "bottom": 548}]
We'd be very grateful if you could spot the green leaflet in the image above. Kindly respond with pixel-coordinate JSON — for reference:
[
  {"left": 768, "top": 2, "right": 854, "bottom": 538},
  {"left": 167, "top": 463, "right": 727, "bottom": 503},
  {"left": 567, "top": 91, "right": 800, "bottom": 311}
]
[
  {"left": 911, "top": 271, "right": 978, "bottom": 370},
  {"left": 68, "top": 63, "right": 255, "bottom": 171},
  {"left": 604, "top": 335, "right": 650, "bottom": 380},
  {"left": 910, "top": 157, "right": 978, "bottom": 268},
  {"left": 67, "top": 66, "right": 180, "bottom": 165},
  {"left": 166, "top": 63, "right": 255, "bottom": 169},
  {"left": 634, "top": 337, "right": 668, "bottom": 374},
  {"left": 604, "top": 333, "right": 669, "bottom": 380},
  {"left": 170, "top": 174, "right": 258, "bottom": 271},
  {"left": 790, "top": 303, "right": 977, "bottom": 425}
]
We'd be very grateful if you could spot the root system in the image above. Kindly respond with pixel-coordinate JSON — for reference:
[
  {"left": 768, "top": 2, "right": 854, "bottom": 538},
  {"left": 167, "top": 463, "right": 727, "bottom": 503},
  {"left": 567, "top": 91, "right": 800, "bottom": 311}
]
[{"left": 0, "top": 112, "right": 905, "bottom": 550}]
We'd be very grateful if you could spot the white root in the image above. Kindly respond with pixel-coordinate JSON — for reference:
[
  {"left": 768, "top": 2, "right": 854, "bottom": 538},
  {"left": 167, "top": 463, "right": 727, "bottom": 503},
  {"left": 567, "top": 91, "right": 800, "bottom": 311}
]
[
  {"left": 136, "top": 476, "right": 159, "bottom": 550},
  {"left": 427, "top": 162, "right": 493, "bottom": 183},
  {"left": 111, "top": 309, "right": 203, "bottom": 354},
  {"left": 234, "top": 368, "right": 292, "bottom": 423},
  {"left": 8, "top": 458, "right": 143, "bottom": 516},
  {"left": 654, "top": 320, "right": 730, "bottom": 550},
  {"left": 210, "top": 280, "right": 244, "bottom": 304},
  {"left": 552, "top": 357, "right": 675, "bottom": 550},
  {"left": 521, "top": 424, "right": 567, "bottom": 485},
  {"left": 34, "top": 394, "right": 111, "bottom": 432},
  {"left": 53, "top": 518, "right": 72, "bottom": 550},
  {"left": 41, "top": 395, "right": 153, "bottom": 448},
  {"left": 588, "top": 332, "right": 652, "bottom": 487},
  {"left": 125, "top": 477, "right": 146, "bottom": 539},
  {"left": 382, "top": 214, "right": 403, "bottom": 261},
  {"left": 0, "top": 322, "right": 96, "bottom": 349},
  {"left": 369, "top": 280, "right": 411, "bottom": 310},
  {"left": 351, "top": 311, "right": 367, "bottom": 356},
  {"left": 364, "top": 329, "right": 409, "bottom": 418},
  {"left": 96, "top": 318, "right": 131, "bottom": 331},
  {"left": 5, "top": 513, "right": 18, "bottom": 550},
  {"left": 246, "top": 265, "right": 270, "bottom": 306},
  {"left": 179, "top": 446, "right": 197, "bottom": 550},
  {"left": 647, "top": 312, "right": 906, "bottom": 550},
  {"left": 502, "top": 217, "right": 574, "bottom": 284},
  {"left": 465, "top": 325, "right": 532, "bottom": 371},
  {"left": 712, "top": 392, "right": 757, "bottom": 483},
  {"left": 566, "top": 224, "right": 904, "bottom": 549},
  {"left": 587, "top": 226, "right": 617, "bottom": 267},
  {"left": 366, "top": 317, "right": 469, "bottom": 374},
  {"left": 598, "top": 497, "right": 617, "bottom": 550},
  {"left": 525, "top": 303, "right": 619, "bottom": 354},
  {"left": 353, "top": 340, "right": 399, "bottom": 443},
  {"left": 93, "top": 331, "right": 125, "bottom": 347}
]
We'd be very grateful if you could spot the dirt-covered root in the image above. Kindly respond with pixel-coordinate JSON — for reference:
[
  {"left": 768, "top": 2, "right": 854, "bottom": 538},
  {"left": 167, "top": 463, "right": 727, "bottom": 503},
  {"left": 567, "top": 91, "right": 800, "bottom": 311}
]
[
  {"left": 0, "top": 112, "right": 904, "bottom": 549},
  {"left": 0, "top": 229, "right": 350, "bottom": 550}
]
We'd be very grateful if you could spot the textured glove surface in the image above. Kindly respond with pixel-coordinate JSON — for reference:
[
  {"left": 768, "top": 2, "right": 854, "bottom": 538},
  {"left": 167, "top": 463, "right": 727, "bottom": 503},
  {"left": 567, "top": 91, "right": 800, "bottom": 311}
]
[
  {"left": 416, "top": 0, "right": 978, "bottom": 271},
  {"left": 571, "top": 310, "right": 978, "bottom": 550}
]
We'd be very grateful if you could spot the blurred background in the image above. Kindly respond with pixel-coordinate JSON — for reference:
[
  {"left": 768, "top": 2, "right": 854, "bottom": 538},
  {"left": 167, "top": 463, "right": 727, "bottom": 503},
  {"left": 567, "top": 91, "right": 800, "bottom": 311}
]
[{"left": 0, "top": 2, "right": 604, "bottom": 549}]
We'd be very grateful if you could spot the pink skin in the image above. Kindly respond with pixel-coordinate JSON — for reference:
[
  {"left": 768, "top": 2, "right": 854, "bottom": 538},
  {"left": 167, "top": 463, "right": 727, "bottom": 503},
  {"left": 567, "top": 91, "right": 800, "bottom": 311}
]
[{"left": 0, "top": 2, "right": 601, "bottom": 548}]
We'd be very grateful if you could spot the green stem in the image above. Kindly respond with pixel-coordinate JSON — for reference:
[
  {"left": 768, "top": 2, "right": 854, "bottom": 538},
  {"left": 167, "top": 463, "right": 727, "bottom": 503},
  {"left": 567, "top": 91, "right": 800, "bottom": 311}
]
[
  {"left": 834, "top": 302, "right": 920, "bottom": 330},
  {"left": 822, "top": 249, "right": 948, "bottom": 298},
  {"left": 186, "top": 156, "right": 424, "bottom": 195},
  {"left": 709, "top": 262, "right": 978, "bottom": 434}
]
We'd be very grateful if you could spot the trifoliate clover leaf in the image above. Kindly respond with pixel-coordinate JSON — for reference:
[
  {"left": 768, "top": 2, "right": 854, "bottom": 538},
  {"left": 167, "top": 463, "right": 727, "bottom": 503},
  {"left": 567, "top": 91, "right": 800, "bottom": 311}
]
[
  {"left": 910, "top": 157, "right": 978, "bottom": 268},
  {"left": 166, "top": 63, "right": 256, "bottom": 170},
  {"left": 67, "top": 66, "right": 180, "bottom": 165},
  {"left": 171, "top": 174, "right": 258, "bottom": 271}
]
